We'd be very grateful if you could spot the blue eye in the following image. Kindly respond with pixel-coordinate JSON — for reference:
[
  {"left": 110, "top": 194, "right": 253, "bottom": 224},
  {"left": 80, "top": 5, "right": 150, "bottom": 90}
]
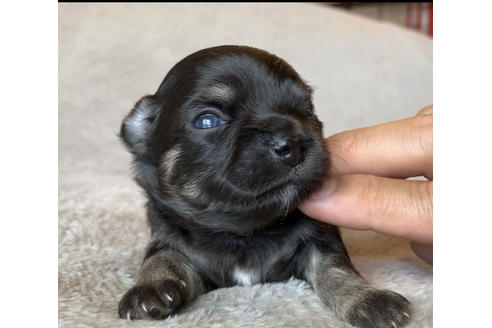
[{"left": 193, "top": 113, "right": 225, "bottom": 129}]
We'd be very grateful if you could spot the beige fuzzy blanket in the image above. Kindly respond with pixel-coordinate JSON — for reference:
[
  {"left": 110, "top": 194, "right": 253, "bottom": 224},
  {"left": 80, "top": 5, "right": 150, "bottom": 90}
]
[{"left": 59, "top": 3, "right": 433, "bottom": 327}]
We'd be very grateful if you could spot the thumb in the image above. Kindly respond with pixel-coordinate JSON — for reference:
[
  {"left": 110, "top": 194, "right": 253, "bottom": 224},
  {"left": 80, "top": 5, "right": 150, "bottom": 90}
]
[{"left": 299, "top": 174, "right": 433, "bottom": 243}]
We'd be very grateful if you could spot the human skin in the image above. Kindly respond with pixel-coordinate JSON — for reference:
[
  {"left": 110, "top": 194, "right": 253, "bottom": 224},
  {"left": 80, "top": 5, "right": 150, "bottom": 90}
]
[{"left": 299, "top": 105, "right": 433, "bottom": 264}]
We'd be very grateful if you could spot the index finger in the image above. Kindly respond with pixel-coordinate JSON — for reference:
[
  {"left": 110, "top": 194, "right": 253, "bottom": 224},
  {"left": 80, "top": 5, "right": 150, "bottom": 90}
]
[{"left": 326, "top": 109, "right": 433, "bottom": 179}]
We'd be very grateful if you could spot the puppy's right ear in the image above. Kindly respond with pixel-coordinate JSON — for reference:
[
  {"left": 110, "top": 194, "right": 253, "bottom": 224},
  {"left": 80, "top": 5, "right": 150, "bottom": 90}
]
[{"left": 120, "top": 95, "right": 161, "bottom": 156}]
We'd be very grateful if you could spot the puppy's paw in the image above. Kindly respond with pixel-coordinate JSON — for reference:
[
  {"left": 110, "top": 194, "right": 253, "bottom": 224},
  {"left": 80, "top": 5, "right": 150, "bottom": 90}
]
[
  {"left": 118, "top": 280, "right": 186, "bottom": 320},
  {"left": 347, "top": 289, "right": 411, "bottom": 328}
]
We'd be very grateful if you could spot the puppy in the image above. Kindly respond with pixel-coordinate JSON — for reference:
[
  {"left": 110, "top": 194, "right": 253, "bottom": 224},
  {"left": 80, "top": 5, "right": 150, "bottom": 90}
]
[{"left": 118, "top": 45, "right": 411, "bottom": 328}]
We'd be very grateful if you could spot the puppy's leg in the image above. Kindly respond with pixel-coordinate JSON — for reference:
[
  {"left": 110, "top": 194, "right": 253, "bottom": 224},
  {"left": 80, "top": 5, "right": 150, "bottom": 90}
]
[
  {"left": 118, "top": 250, "right": 205, "bottom": 320},
  {"left": 306, "top": 246, "right": 411, "bottom": 328}
]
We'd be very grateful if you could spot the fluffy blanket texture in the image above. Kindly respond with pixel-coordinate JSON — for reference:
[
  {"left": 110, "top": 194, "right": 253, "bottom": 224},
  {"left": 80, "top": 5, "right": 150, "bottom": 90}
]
[{"left": 59, "top": 3, "right": 433, "bottom": 327}]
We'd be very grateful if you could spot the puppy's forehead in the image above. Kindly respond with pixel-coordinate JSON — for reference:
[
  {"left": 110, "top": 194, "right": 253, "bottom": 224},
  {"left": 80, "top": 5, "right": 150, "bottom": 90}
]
[
  {"left": 203, "top": 83, "right": 235, "bottom": 102},
  {"left": 195, "top": 53, "right": 311, "bottom": 110},
  {"left": 198, "top": 54, "right": 298, "bottom": 87}
]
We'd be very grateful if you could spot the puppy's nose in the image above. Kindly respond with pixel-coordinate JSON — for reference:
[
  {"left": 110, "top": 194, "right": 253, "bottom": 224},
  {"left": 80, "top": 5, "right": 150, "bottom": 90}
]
[{"left": 271, "top": 135, "right": 304, "bottom": 167}]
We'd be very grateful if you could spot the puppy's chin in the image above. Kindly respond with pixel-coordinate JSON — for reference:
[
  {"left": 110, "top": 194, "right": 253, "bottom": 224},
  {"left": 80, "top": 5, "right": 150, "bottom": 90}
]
[
  {"left": 254, "top": 169, "right": 327, "bottom": 216},
  {"left": 256, "top": 181, "right": 310, "bottom": 217},
  {"left": 149, "top": 165, "right": 324, "bottom": 234},
  {"left": 204, "top": 168, "right": 326, "bottom": 229}
]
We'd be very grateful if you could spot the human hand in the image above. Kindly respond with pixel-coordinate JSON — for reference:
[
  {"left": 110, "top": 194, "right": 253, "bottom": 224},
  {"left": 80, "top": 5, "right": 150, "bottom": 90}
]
[{"left": 299, "top": 106, "right": 433, "bottom": 263}]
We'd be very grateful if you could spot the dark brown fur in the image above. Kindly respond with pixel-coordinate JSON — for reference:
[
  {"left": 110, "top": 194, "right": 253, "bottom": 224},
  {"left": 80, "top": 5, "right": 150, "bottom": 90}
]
[{"left": 118, "top": 46, "right": 411, "bottom": 328}]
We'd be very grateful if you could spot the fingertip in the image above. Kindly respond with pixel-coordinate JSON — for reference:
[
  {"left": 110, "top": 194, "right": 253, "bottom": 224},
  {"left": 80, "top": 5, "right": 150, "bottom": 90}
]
[
  {"left": 299, "top": 175, "right": 372, "bottom": 230},
  {"left": 299, "top": 176, "right": 353, "bottom": 228},
  {"left": 303, "top": 178, "right": 338, "bottom": 203},
  {"left": 299, "top": 179, "right": 336, "bottom": 220}
]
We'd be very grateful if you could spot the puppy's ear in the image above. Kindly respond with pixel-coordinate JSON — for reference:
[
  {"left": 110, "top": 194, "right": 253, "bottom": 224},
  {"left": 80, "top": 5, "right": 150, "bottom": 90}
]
[{"left": 120, "top": 95, "right": 161, "bottom": 156}]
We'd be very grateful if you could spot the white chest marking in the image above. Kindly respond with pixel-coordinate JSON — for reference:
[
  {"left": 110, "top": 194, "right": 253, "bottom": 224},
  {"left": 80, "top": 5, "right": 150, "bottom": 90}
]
[{"left": 233, "top": 267, "right": 259, "bottom": 287}]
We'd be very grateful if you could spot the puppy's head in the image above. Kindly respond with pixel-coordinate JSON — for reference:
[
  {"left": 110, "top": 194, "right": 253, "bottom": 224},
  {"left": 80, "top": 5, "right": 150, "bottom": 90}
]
[{"left": 121, "top": 46, "right": 329, "bottom": 233}]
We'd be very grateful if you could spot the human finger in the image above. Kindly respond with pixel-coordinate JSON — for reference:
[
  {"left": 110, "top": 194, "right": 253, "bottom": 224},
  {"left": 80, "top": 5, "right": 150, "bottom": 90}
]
[
  {"left": 299, "top": 174, "right": 433, "bottom": 243},
  {"left": 326, "top": 112, "right": 433, "bottom": 179}
]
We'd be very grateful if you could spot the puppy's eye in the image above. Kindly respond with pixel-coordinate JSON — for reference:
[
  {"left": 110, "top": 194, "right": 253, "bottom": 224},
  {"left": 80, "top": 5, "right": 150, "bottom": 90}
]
[{"left": 193, "top": 113, "right": 225, "bottom": 129}]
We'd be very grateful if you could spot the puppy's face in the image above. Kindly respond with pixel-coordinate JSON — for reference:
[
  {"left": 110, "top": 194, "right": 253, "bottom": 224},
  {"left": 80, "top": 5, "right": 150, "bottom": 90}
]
[{"left": 121, "top": 46, "right": 328, "bottom": 232}]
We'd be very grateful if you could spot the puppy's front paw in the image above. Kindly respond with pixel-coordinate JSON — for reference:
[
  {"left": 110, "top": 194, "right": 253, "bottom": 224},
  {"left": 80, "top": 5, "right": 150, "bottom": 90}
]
[
  {"left": 347, "top": 289, "right": 411, "bottom": 328},
  {"left": 118, "top": 280, "right": 186, "bottom": 320}
]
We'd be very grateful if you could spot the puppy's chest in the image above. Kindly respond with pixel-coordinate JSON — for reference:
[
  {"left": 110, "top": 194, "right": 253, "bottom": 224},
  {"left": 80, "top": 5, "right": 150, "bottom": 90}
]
[
  {"left": 217, "top": 244, "right": 296, "bottom": 287},
  {"left": 186, "top": 230, "right": 309, "bottom": 288},
  {"left": 231, "top": 266, "right": 261, "bottom": 287}
]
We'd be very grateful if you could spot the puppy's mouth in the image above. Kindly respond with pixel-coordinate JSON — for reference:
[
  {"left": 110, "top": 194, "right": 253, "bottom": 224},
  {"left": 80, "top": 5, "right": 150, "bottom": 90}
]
[
  {"left": 255, "top": 162, "right": 306, "bottom": 196},
  {"left": 226, "top": 158, "right": 325, "bottom": 215}
]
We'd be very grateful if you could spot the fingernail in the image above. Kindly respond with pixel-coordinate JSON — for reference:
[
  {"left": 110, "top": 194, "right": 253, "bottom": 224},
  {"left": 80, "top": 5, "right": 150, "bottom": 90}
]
[{"left": 304, "top": 177, "right": 338, "bottom": 202}]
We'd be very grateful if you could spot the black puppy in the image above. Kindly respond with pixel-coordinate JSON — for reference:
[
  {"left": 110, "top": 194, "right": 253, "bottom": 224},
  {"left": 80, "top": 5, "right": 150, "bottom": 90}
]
[{"left": 118, "top": 45, "right": 411, "bottom": 328}]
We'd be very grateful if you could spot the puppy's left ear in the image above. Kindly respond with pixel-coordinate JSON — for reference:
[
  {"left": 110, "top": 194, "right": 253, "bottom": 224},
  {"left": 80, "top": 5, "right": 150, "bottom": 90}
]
[{"left": 120, "top": 95, "right": 161, "bottom": 156}]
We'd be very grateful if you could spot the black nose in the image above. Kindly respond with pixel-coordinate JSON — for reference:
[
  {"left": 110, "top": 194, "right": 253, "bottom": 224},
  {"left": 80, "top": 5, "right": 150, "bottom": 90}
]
[{"left": 271, "top": 135, "right": 305, "bottom": 167}]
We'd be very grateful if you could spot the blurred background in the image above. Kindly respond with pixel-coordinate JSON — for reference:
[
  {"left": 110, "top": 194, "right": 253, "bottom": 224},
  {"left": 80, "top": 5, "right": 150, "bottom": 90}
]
[{"left": 327, "top": 2, "right": 433, "bottom": 37}]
